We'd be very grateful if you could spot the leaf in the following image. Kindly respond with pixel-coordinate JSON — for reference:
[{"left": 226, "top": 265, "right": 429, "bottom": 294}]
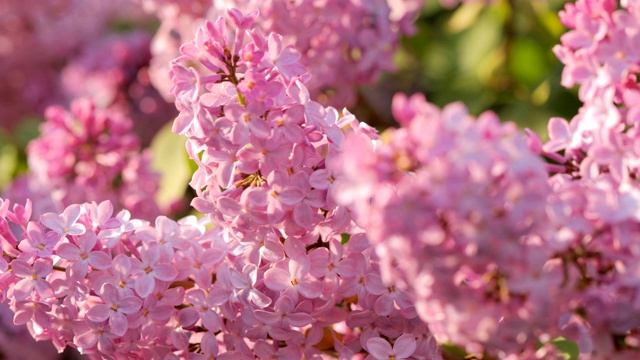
[
  {"left": 150, "top": 122, "right": 193, "bottom": 208},
  {"left": 550, "top": 337, "right": 579, "bottom": 360},
  {"left": 14, "top": 117, "right": 42, "bottom": 148},
  {"left": 509, "top": 37, "right": 549, "bottom": 87},
  {"left": 341, "top": 234, "right": 351, "bottom": 245},
  {"left": 447, "top": 2, "right": 485, "bottom": 33},
  {"left": 440, "top": 343, "right": 469, "bottom": 359},
  {"left": 0, "top": 135, "right": 18, "bottom": 191},
  {"left": 458, "top": 7, "right": 503, "bottom": 77}
]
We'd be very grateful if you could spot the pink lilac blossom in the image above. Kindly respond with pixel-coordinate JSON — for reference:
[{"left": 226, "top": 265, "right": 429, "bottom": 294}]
[
  {"left": 140, "top": 0, "right": 425, "bottom": 109},
  {"left": 530, "top": 0, "right": 640, "bottom": 357},
  {"left": 165, "top": 8, "right": 441, "bottom": 359},
  {"left": 209, "top": 0, "right": 421, "bottom": 108},
  {"left": 326, "top": 1, "right": 640, "bottom": 358},
  {"left": 12, "top": 2, "right": 640, "bottom": 359},
  {"left": 3, "top": 98, "right": 162, "bottom": 220},
  {"left": 330, "top": 85, "right": 640, "bottom": 358},
  {"left": 0, "top": 195, "right": 440, "bottom": 358},
  {"left": 0, "top": 10, "right": 444, "bottom": 360},
  {"left": 59, "top": 31, "right": 178, "bottom": 144},
  {"left": 331, "top": 92, "right": 569, "bottom": 357},
  {"left": 0, "top": 0, "right": 149, "bottom": 131}
]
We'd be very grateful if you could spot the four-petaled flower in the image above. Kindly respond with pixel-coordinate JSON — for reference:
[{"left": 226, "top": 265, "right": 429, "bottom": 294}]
[
  {"left": 86, "top": 283, "right": 142, "bottom": 336},
  {"left": 41, "top": 204, "right": 86, "bottom": 238},
  {"left": 56, "top": 232, "right": 112, "bottom": 280},
  {"left": 366, "top": 334, "right": 417, "bottom": 360},
  {"left": 11, "top": 258, "right": 55, "bottom": 300},
  {"left": 131, "top": 242, "right": 178, "bottom": 297}
]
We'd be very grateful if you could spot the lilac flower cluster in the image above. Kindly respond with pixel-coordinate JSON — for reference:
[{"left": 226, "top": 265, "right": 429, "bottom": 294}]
[
  {"left": 0, "top": 186, "right": 440, "bottom": 359},
  {"left": 537, "top": 0, "right": 640, "bottom": 356},
  {"left": 4, "top": 98, "right": 162, "bottom": 221},
  {"left": 0, "top": 0, "right": 150, "bottom": 131},
  {"left": 210, "top": 0, "right": 420, "bottom": 108},
  {"left": 11, "top": 1, "right": 640, "bottom": 359},
  {"left": 0, "top": 10, "right": 444, "bottom": 360},
  {"left": 0, "top": 198, "right": 209, "bottom": 358},
  {"left": 331, "top": 1, "right": 640, "bottom": 358},
  {"left": 141, "top": 0, "right": 424, "bottom": 109},
  {"left": 331, "top": 93, "right": 566, "bottom": 358},
  {"left": 168, "top": 9, "right": 441, "bottom": 359},
  {"left": 169, "top": 8, "right": 373, "bottom": 238}
]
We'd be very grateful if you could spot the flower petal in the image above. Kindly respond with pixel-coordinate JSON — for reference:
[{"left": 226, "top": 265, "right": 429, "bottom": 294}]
[{"left": 86, "top": 304, "right": 111, "bottom": 322}]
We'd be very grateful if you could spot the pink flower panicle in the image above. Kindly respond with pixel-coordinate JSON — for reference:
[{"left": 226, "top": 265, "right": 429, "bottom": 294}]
[
  {"left": 332, "top": 92, "right": 561, "bottom": 357},
  {"left": 210, "top": 0, "right": 418, "bottom": 108},
  {"left": 3, "top": 98, "right": 162, "bottom": 220},
  {"left": 327, "top": 2, "right": 640, "bottom": 358},
  {"left": 526, "top": 1, "right": 640, "bottom": 357},
  {"left": 0, "top": 20, "right": 446, "bottom": 355},
  {"left": 166, "top": 9, "right": 441, "bottom": 360},
  {"left": 170, "top": 8, "right": 377, "bottom": 242},
  {"left": 143, "top": 0, "right": 425, "bottom": 109},
  {"left": 17, "top": 2, "right": 640, "bottom": 359},
  {"left": 0, "top": 194, "right": 440, "bottom": 359}
]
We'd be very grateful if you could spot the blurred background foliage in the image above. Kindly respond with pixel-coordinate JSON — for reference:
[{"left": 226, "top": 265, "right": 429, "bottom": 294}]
[
  {"left": 0, "top": 0, "right": 582, "bottom": 201},
  {"left": 357, "top": 0, "right": 582, "bottom": 138}
]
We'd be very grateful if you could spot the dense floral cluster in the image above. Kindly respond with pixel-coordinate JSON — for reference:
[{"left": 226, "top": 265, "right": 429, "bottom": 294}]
[
  {"left": 139, "top": 0, "right": 425, "bottom": 109},
  {"left": 0, "top": 0, "right": 154, "bottom": 131},
  {"left": 168, "top": 9, "right": 441, "bottom": 359},
  {"left": 332, "top": 1, "right": 640, "bottom": 358},
  {"left": 331, "top": 94, "right": 568, "bottom": 358},
  {"left": 0, "top": 195, "right": 442, "bottom": 359},
  {"left": 3, "top": 99, "right": 162, "bottom": 220},
  {"left": 541, "top": 0, "right": 640, "bottom": 356},
  {"left": 209, "top": 0, "right": 421, "bottom": 107},
  {"left": 7, "top": 1, "right": 640, "bottom": 359}
]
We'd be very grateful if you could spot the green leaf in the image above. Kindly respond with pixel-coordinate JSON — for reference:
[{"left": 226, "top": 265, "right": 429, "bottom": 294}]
[
  {"left": 0, "top": 137, "right": 18, "bottom": 191},
  {"left": 341, "top": 234, "right": 351, "bottom": 245},
  {"left": 457, "top": 7, "right": 503, "bottom": 79},
  {"left": 150, "top": 123, "right": 193, "bottom": 208},
  {"left": 440, "top": 343, "right": 469, "bottom": 359},
  {"left": 550, "top": 337, "right": 580, "bottom": 360},
  {"left": 14, "top": 117, "right": 42, "bottom": 148},
  {"left": 447, "top": 2, "right": 485, "bottom": 33},
  {"left": 509, "top": 37, "right": 549, "bottom": 87}
]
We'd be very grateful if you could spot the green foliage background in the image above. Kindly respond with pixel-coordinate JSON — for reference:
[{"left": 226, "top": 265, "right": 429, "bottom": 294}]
[{"left": 356, "top": 0, "right": 581, "bottom": 138}]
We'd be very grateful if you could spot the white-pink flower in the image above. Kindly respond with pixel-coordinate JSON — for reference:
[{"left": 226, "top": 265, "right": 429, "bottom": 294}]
[
  {"left": 86, "top": 283, "right": 142, "bottom": 336},
  {"left": 366, "top": 334, "right": 417, "bottom": 360},
  {"left": 40, "top": 204, "right": 86, "bottom": 238}
]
